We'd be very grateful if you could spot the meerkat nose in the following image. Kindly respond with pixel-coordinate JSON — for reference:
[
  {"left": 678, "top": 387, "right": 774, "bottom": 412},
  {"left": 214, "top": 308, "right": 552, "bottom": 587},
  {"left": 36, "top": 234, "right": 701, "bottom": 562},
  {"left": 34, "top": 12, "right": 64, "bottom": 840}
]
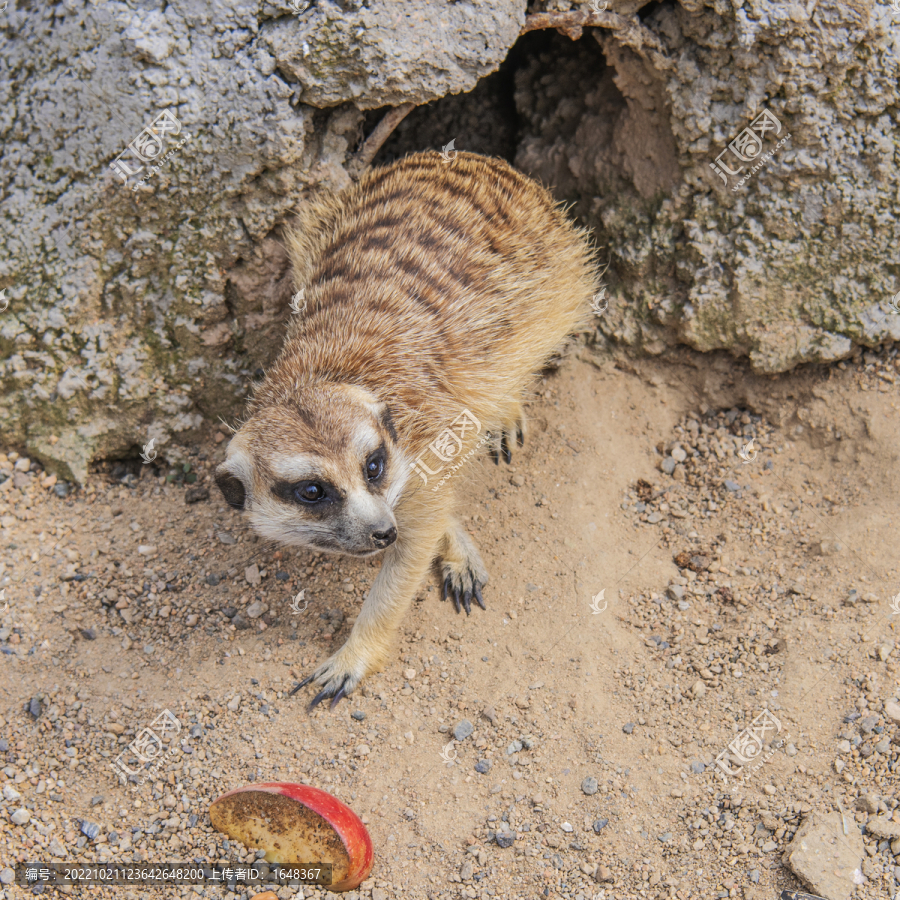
[{"left": 371, "top": 525, "right": 397, "bottom": 548}]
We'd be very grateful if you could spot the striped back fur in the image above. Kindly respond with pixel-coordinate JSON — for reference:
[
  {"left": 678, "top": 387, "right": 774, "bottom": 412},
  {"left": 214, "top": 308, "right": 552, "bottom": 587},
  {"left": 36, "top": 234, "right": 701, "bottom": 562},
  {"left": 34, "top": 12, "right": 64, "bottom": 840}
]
[{"left": 251, "top": 151, "right": 599, "bottom": 461}]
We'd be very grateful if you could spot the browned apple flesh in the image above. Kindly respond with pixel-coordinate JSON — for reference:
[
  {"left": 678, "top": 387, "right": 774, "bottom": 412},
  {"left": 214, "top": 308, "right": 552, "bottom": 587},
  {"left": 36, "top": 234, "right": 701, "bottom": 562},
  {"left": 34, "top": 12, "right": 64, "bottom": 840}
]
[{"left": 210, "top": 789, "right": 350, "bottom": 884}]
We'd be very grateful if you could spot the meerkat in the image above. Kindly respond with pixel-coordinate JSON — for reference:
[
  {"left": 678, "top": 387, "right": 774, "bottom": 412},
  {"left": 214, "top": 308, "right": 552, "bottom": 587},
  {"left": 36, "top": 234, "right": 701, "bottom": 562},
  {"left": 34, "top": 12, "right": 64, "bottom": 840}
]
[{"left": 215, "top": 151, "right": 598, "bottom": 709}]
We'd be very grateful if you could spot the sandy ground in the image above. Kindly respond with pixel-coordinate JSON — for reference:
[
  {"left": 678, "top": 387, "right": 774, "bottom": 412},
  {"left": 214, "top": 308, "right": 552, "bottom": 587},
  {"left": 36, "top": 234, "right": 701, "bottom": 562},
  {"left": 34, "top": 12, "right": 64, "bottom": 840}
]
[{"left": 0, "top": 344, "right": 899, "bottom": 900}]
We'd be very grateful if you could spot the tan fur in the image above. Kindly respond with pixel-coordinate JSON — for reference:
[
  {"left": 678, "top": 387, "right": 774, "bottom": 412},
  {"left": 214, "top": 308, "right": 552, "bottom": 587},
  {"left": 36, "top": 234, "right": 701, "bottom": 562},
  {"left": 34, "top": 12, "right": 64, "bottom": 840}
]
[{"left": 216, "top": 151, "right": 598, "bottom": 704}]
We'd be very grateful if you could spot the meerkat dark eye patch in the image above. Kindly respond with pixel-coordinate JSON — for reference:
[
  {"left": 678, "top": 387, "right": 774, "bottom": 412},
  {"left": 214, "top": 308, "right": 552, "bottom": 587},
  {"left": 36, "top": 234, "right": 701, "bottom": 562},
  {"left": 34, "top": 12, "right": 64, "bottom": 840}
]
[
  {"left": 272, "top": 479, "right": 340, "bottom": 506},
  {"left": 215, "top": 471, "right": 246, "bottom": 510}
]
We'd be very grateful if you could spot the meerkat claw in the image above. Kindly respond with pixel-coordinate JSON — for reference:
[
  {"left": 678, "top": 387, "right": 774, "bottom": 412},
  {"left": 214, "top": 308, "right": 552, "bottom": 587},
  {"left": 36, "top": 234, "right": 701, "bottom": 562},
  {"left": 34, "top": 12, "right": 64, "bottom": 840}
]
[
  {"left": 306, "top": 675, "right": 352, "bottom": 712},
  {"left": 329, "top": 684, "right": 348, "bottom": 709},
  {"left": 462, "top": 589, "right": 472, "bottom": 615},
  {"left": 474, "top": 582, "right": 486, "bottom": 610},
  {"left": 289, "top": 672, "right": 316, "bottom": 696},
  {"left": 501, "top": 434, "right": 512, "bottom": 464},
  {"left": 516, "top": 426, "right": 525, "bottom": 447}
]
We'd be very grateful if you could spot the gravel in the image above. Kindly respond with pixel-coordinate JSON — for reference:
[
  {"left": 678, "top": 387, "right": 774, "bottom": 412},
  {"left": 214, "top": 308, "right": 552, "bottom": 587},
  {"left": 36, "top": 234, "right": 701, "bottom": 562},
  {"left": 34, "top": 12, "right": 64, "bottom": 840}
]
[{"left": 1, "top": 357, "right": 898, "bottom": 900}]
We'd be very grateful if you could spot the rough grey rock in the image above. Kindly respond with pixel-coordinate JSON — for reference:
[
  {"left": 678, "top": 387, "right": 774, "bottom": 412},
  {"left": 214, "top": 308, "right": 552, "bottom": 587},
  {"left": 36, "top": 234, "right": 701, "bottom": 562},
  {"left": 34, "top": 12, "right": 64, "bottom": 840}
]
[
  {"left": 514, "top": 4, "right": 900, "bottom": 374},
  {"left": 2, "top": 0, "right": 897, "bottom": 481},
  {"left": 782, "top": 811, "right": 864, "bottom": 900},
  {"left": 264, "top": 0, "right": 525, "bottom": 110}
]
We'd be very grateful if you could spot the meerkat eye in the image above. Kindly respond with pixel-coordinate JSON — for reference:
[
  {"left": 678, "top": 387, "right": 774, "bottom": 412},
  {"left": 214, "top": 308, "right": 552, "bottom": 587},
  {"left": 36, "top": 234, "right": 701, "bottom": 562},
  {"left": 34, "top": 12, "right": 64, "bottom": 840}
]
[
  {"left": 365, "top": 451, "right": 385, "bottom": 483},
  {"left": 294, "top": 483, "right": 326, "bottom": 503}
]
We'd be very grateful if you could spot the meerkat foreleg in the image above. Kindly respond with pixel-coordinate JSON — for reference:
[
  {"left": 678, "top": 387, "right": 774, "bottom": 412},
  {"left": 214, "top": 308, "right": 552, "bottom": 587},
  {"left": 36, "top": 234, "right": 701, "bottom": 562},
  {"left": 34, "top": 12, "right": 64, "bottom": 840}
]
[{"left": 292, "top": 490, "right": 454, "bottom": 710}]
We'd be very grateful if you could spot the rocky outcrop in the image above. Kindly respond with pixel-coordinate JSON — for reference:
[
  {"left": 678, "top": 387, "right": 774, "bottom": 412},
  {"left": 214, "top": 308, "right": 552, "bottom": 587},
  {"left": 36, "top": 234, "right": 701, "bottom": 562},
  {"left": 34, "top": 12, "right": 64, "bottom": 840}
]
[{"left": 0, "top": 0, "right": 896, "bottom": 482}]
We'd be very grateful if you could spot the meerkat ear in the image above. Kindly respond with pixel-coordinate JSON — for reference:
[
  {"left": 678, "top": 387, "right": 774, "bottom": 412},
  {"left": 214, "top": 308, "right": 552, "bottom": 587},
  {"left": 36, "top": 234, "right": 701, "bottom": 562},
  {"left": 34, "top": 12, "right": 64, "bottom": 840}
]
[{"left": 215, "top": 466, "right": 246, "bottom": 511}]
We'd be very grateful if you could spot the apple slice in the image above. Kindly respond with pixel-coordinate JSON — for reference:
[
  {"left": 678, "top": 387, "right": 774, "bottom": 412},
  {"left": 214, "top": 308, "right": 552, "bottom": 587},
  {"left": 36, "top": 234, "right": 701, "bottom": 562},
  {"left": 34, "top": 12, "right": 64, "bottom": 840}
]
[{"left": 209, "top": 782, "right": 373, "bottom": 892}]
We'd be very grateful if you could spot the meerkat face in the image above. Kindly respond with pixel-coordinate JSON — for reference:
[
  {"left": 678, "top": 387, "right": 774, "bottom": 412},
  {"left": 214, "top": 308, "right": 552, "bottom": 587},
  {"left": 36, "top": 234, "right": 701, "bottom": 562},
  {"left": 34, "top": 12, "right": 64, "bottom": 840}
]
[{"left": 215, "top": 384, "right": 410, "bottom": 557}]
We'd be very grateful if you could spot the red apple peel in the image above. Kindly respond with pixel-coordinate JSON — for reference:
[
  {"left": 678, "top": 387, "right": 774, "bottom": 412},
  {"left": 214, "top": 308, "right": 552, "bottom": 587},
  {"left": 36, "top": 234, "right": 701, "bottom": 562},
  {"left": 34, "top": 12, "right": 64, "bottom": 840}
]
[{"left": 210, "top": 782, "right": 374, "bottom": 892}]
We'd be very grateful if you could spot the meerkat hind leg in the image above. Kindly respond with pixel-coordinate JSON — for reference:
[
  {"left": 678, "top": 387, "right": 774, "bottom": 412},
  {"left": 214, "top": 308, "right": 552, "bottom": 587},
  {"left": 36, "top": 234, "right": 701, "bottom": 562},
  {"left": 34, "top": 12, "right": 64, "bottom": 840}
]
[
  {"left": 439, "top": 517, "right": 489, "bottom": 615},
  {"left": 489, "top": 405, "right": 527, "bottom": 464}
]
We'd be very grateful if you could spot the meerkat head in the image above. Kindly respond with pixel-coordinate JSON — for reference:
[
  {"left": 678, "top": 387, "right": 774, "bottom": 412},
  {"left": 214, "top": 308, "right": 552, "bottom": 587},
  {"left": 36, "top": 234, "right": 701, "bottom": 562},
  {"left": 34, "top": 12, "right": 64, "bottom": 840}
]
[{"left": 215, "top": 383, "right": 409, "bottom": 556}]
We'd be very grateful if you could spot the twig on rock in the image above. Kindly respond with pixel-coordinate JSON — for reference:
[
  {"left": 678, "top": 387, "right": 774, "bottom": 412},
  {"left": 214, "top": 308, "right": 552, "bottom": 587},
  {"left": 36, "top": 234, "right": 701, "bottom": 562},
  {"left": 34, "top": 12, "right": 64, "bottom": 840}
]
[{"left": 347, "top": 102, "right": 416, "bottom": 179}]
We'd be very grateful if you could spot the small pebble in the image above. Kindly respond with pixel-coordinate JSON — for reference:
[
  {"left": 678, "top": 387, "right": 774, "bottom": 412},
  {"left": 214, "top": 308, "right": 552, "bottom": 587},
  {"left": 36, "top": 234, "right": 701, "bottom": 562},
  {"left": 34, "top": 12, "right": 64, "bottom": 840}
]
[
  {"left": 593, "top": 818, "right": 609, "bottom": 833},
  {"left": 184, "top": 486, "right": 210, "bottom": 504},
  {"left": 475, "top": 759, "right": 491, "bottom": 774},
  {"left": 11, "top": 808, "right": 30, "bottom": 825},
  {"left": 453, "top": 719, "right": 474, "bottom": 741},
  {"left": 581, "top": 776, "right": 598, "bottom": 795},
  {"left": 351, "top": 711, "right": 366, "bottom": 721},
  {"left": 80, "top": 821, "right": 100, "bottom": 840},
  {"left": 623, "top": 722, "right": 634, "bottom": 734}
]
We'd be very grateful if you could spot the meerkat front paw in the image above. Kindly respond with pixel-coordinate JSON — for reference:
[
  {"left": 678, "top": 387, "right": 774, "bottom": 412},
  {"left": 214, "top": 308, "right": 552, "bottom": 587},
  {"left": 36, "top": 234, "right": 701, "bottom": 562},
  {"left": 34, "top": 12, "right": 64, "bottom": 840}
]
[
  {"left": 289, "top": 644, "right": 375, "bottom": 711},
  {"left": 438, "top": 519, "right": 489, "bottom": 615},
  {"left": 489, "top": 409, "right": 526, "bottom": 465}
]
